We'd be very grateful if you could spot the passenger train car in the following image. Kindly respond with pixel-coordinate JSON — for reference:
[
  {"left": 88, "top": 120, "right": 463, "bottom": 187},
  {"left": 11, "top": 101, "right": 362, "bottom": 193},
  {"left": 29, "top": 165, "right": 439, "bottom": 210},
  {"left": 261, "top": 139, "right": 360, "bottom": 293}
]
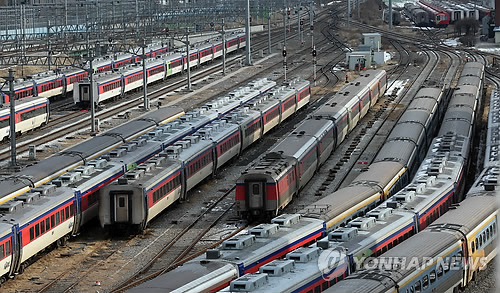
[
  {"left": 236, "top": 70, "right": 387, "bottom": 218},
  {"left": 418, "top": 0, "right": 450, "bottom": 27},
  {"left": 404, "top": 3, "right": 430, "bottom": 26},
  {"left": 0, "top": 33, "right": 245, "bottom": 105},
  {"left": 73, "top": 33, "right": 246, "bottom": 107},
  {"left": 120, "top": 62, "right": 485, "bottom": 293},
  {"left": 98, "top": 80, "right": 311, "bottom": 232},
  {"left": 214, "top": 62, "right": 486, "bottom": 293},
  {"left": 0, "top": 97, "right": 49, "bottom": 141},
  {"left": 0, "top": 78, "right": 279, "bottom": 283},
  {"left": 0, "top": 78, "right": 274, "bottom": 207},
  {"left": 0, "top": 42, "right": 169, "bottom": 104}
]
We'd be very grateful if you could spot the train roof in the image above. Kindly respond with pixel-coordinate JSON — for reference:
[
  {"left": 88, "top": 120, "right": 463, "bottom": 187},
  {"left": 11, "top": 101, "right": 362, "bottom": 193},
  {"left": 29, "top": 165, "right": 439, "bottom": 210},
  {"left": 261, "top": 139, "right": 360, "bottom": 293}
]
[
  {"left": 268, "top": 86, "right": 296, "bottom": 102},
  {"left": 485, "top": 90, "right": 499, "bottom": 166},
  {"left": 374, "top": 139, "right": 417, "bottom": 164},
  {"left": 429, "top": 195, "right": 497, "bottom": 235},
  {"left": 220, "top": 247, "right": 348, "bottom": 293},
  {"left": 240, "top": 153, "right": 296, "bottom": 179},
  {"left": 196, "top": 120, "right": 240, "bottom": 143},
  {"left": 200, "top": 215, "right": 325, "bottom": 269},
  {"left": 0, "top": 185, "right": 74, "bottom": 226},
  {"left": 0, "top": 96, "right": 48, "bottom": 111},
  {"left": 271, "top": 133, "right": 317, "bottom": 160},
  {"left": 127, "top": 261, "right": 236, "bottom": 293},
  {"left": 318, "top": 209, "right": 414, "bottom": 259},
  {"left": 0, "top": 107, "right": 182, "bottom": 204},
  {"left": 111, "top": 156, "right": 179, "bottom": 190},
  {"left": 466, "top": 165, "right": 499, "bottom": 197}
]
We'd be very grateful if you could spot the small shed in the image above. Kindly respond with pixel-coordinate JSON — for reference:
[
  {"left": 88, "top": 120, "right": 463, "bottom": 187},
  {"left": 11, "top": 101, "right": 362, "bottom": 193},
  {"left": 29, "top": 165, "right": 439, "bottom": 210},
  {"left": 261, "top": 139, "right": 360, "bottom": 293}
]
[
  {"left": 346, "top": 51, "right": 372, "bottom": 71},
  {"left": 363, "top": 33, "right": 381, "bottom": 51}
]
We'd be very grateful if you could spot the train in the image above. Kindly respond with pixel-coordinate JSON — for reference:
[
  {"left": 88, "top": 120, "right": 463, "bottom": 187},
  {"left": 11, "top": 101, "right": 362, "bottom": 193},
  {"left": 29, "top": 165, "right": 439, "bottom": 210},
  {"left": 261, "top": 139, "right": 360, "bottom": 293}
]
[
  {"left": 73, "top": 34, "right": 246, "bottom": 107},
  {"left": 126, "top": 61, "right": 485, "bottom": 293},
  {"left": 0, "top": 33, "right": 245, "bottom": 105},
  {"left": 404, "top": 2, "right": 450, "bottom": 27},
  {"left": 417, "top": 0, "right": 450, "bottom": 27},
  {"left": 98, "top": 79, "right": 311, "bottom": 232},
  {"left": 212, "top": 61, "right": 486, "bottom": 293},
  {"left": 0, "top": 78, "right": 280, "bottom": 284},
  {"left": 236, "top": 70, "right": 387, "bottom": 218},
  {"left": 326, "top": 92, "right": 498, "bottom": 293},
  {"left": 383, "top": 9, "right": 401, "bottom": 26},
  {"left": 0, "top": 97, "right": 49, "bottom": 141}
]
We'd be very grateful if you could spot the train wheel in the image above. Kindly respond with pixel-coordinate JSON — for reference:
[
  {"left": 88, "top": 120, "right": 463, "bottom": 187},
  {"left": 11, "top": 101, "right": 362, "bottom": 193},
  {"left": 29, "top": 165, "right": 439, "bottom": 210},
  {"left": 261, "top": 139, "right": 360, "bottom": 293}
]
[
  {"left": 0, "top": 276, "right": 6, "bottom": 285},
  {"left": 19, "top": 263, "right": 27, "bottom": 274}
]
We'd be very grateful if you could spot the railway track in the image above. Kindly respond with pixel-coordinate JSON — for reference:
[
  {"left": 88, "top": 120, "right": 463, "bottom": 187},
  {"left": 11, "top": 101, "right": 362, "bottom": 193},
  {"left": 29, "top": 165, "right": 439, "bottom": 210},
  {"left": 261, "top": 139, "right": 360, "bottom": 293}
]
[{"left": 0, "top": 9, "right": 333, "bottom": 162}]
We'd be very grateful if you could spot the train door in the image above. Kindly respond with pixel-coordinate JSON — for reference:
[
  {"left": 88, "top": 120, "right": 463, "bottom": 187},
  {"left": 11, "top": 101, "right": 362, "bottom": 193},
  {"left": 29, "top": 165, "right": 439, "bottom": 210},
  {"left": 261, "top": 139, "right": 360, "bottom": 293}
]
[
  {"left": 114, "top": 193, "right": 130, "bottom": 223},
  {"left": 247, "top": 181, "right": 265, "bottom": 210},
  {"left": 79, "top": 84, "right": 90, "bottom": 102}
]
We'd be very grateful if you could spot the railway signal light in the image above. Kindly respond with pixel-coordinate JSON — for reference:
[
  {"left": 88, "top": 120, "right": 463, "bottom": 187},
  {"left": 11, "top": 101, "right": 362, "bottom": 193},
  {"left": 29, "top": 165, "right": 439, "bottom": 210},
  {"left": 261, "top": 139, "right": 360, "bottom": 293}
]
[
  {"left": 282, "top": 47, "right": 287, "bottom": 57},
  {"left": 108, "top": 37, "right": 112, "bottom": 43},
  {"left": 287, "top": 10, "right": 290, "bottom": 15},
  {"left": 310, "top": 25, "right": 314, "bottom": 31},
  {"left": 210, "top": 22, "right": 214, "bottom": 27},
  {"left": 312, "top": 49, "right": 317, "bottom": 57},
  {"left": 300, "top": 20, "right": 304, "bottom": 26}
]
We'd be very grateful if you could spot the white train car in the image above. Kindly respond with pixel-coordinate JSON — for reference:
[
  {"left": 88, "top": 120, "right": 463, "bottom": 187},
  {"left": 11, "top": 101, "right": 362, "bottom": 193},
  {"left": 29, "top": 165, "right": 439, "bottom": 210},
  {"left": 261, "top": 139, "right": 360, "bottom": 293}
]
[{"left": 0, "top": 97, "right": 49, "bottom": 141}]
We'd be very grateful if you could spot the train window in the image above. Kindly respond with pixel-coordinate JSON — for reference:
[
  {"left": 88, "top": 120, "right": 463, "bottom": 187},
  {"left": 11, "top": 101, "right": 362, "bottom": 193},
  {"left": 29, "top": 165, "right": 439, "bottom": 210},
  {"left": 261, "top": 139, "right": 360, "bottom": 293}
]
[
  {"left": 46, "top": 218, "right": 50, "bottom": 231},
  {"left": 5, "top": 241, "right": 9, "bottom": 256},
  {"left": 0, "top": 244, "right": 4, "bottom": 259},
  {"left": 51, "top": 215, "right": 55, "bottom": 228},
  {"left": 382, "top": 246, "right": 387, "bottom": 253},
  {"left": 430, "top": 270, "right": 436, "bottom": 283},
  {"left": 422, "top": 275, "right": 429, "bottom": 289},
  {"left": 472, "top": 240, "right": 475, "bottom": 253},
  {"left": 314, "top": 285, "right": 320, "bottom": 293},
  {"left": 70, "top": 203, "right": 74, "bottom": 217},
  {"left": 414, "top": 280, "right": 421, "bottom": 293},
  {"left": 56, "top": 212, "right": 60, "bottom": 225},
  {"left": 35, "top": 224, "right": 40, "bottom": 238},
  {"left": 398, "top": 236, "right": 403, "bottom": 243},
  {"left": 493, "top": 223, "right": 497, "bottom": 233},
  {"left": 388, "top": 242, "right": 393, "bottom": 249},
  {"left": 30, "top": 227, "right": 35, "bottom": 241},
  {"left": 322, "top": 281, "right": 328, "bottom": 290},
  {"left": 65, "top": 206, "right": 70, "bottom": 219},
  {"left": 437, "top": 264, "right": 443, "bottom": 278}
]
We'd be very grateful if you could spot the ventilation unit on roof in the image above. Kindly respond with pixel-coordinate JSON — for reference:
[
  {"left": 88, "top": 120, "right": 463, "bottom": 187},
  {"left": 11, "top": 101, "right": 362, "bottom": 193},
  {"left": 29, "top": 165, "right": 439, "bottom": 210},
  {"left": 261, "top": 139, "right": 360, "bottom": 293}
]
[
  {"left": 110, "top": 148, "right": 127, "bottom": 158},
  {"left": 367, "top": 208, "right": 393, "bottom": 220},
  {"left": 392, "top": 191, "right": 416, "bottom": 203},
  {"left": 32, "top": 184, "right": 56, "bottom": 196},
  {"left": 126, "top": 170, "right": 145, "bottom": 180},
  {"left": 222, "top": 234, "right": 255, "bottom": 250},
  {"left": 137, "top": 163, "right": 155, "bottom": 173},
  {"left": 229, "top": 273, "right": 268, "bottom": 292},
  {"left": 132, "top": 138, "right": 147, "bottom": 147},
  {"left": 285, "top": 247, "right": 321, "bottom": 263},
  {"left": 328, "top": 227, "right": 358, "bottom": 242},
  {"left": 148, "top": 129, "right": 163, "bottom": 137},
  {"left": 206, "top": 249, "right": 221, "bottom": 259},
  {"left": 89, "top": 159, "right": 108, "bottom": 169},
  {"left": 259, "top": 260, "right": 295, "bottom": 276},
  {"left": 248, "top": 224, "right": 279, "bottom": 238},
  {"left": 60, "top": 172, "right": 82, "bottom": 184},
  {"left": 121, "top": 143, "right": 138, "bottom": 152},
  {"left": 74, "top": 165, "right": 96, "bottom": 176},
  {"left": 18, "top": 192, "right": 41, "bottom": 203},
  {"left": 271, "top": 214, "right": 301, "bottom": 227},
  {"left": 348, "top": 217, "right": 376, "bottom": 230},
  {"left": 0, "top": 200, "right": 23, "bottom": 213},
  {"left": 185, "top": 136, "right": 200, "bottom": 144},
  {"left": 175, "top": 140, "right": 191, "bottom": 149}
]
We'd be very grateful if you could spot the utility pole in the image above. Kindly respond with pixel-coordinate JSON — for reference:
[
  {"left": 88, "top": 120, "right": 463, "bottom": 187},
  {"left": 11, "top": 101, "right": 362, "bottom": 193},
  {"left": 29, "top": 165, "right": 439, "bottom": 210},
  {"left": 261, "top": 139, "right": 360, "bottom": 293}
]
[
  {"left": 6, "top": 69, "right": 16, "bottom": 167},
  {"left": 245, "top": 0, "right": 252, "bottom": 65},
  {"left": 284, "top": 0, "right": 287, "bottom": 48},
  {"left": 310, "top": 1, "right": 314, "bottom": 48},
  {"left": 347, "top": 0, "right": 350, "bottom": 28},
  {"left": 312, "top": 46, "right": 317, "bottom": 86},
  {"left": 135, "top": 0, "right": 139, "bottom": 38},
  {"left": 142, "top": 39, "right": 149, "bottom": 110},
  {"left": 221, "top": 18, "right": 226, "bottom": 75},
  {"left": 298, "top": 3, "right": 301, "bottom": 42},
  {"left": 89, "top": 58, "right": 96, "bottom": 134},
  {"left": 357, "top": 0, "right": 360, "bottom": 20},
  {"left": 389, "top": 0, "right": 393, "bottom": 29},
  {"left": 268, "top": 8, "right": 272, "bottom": 54},
  {"left": 186, "top": 28, "right": 192, "bottom": 91}
]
